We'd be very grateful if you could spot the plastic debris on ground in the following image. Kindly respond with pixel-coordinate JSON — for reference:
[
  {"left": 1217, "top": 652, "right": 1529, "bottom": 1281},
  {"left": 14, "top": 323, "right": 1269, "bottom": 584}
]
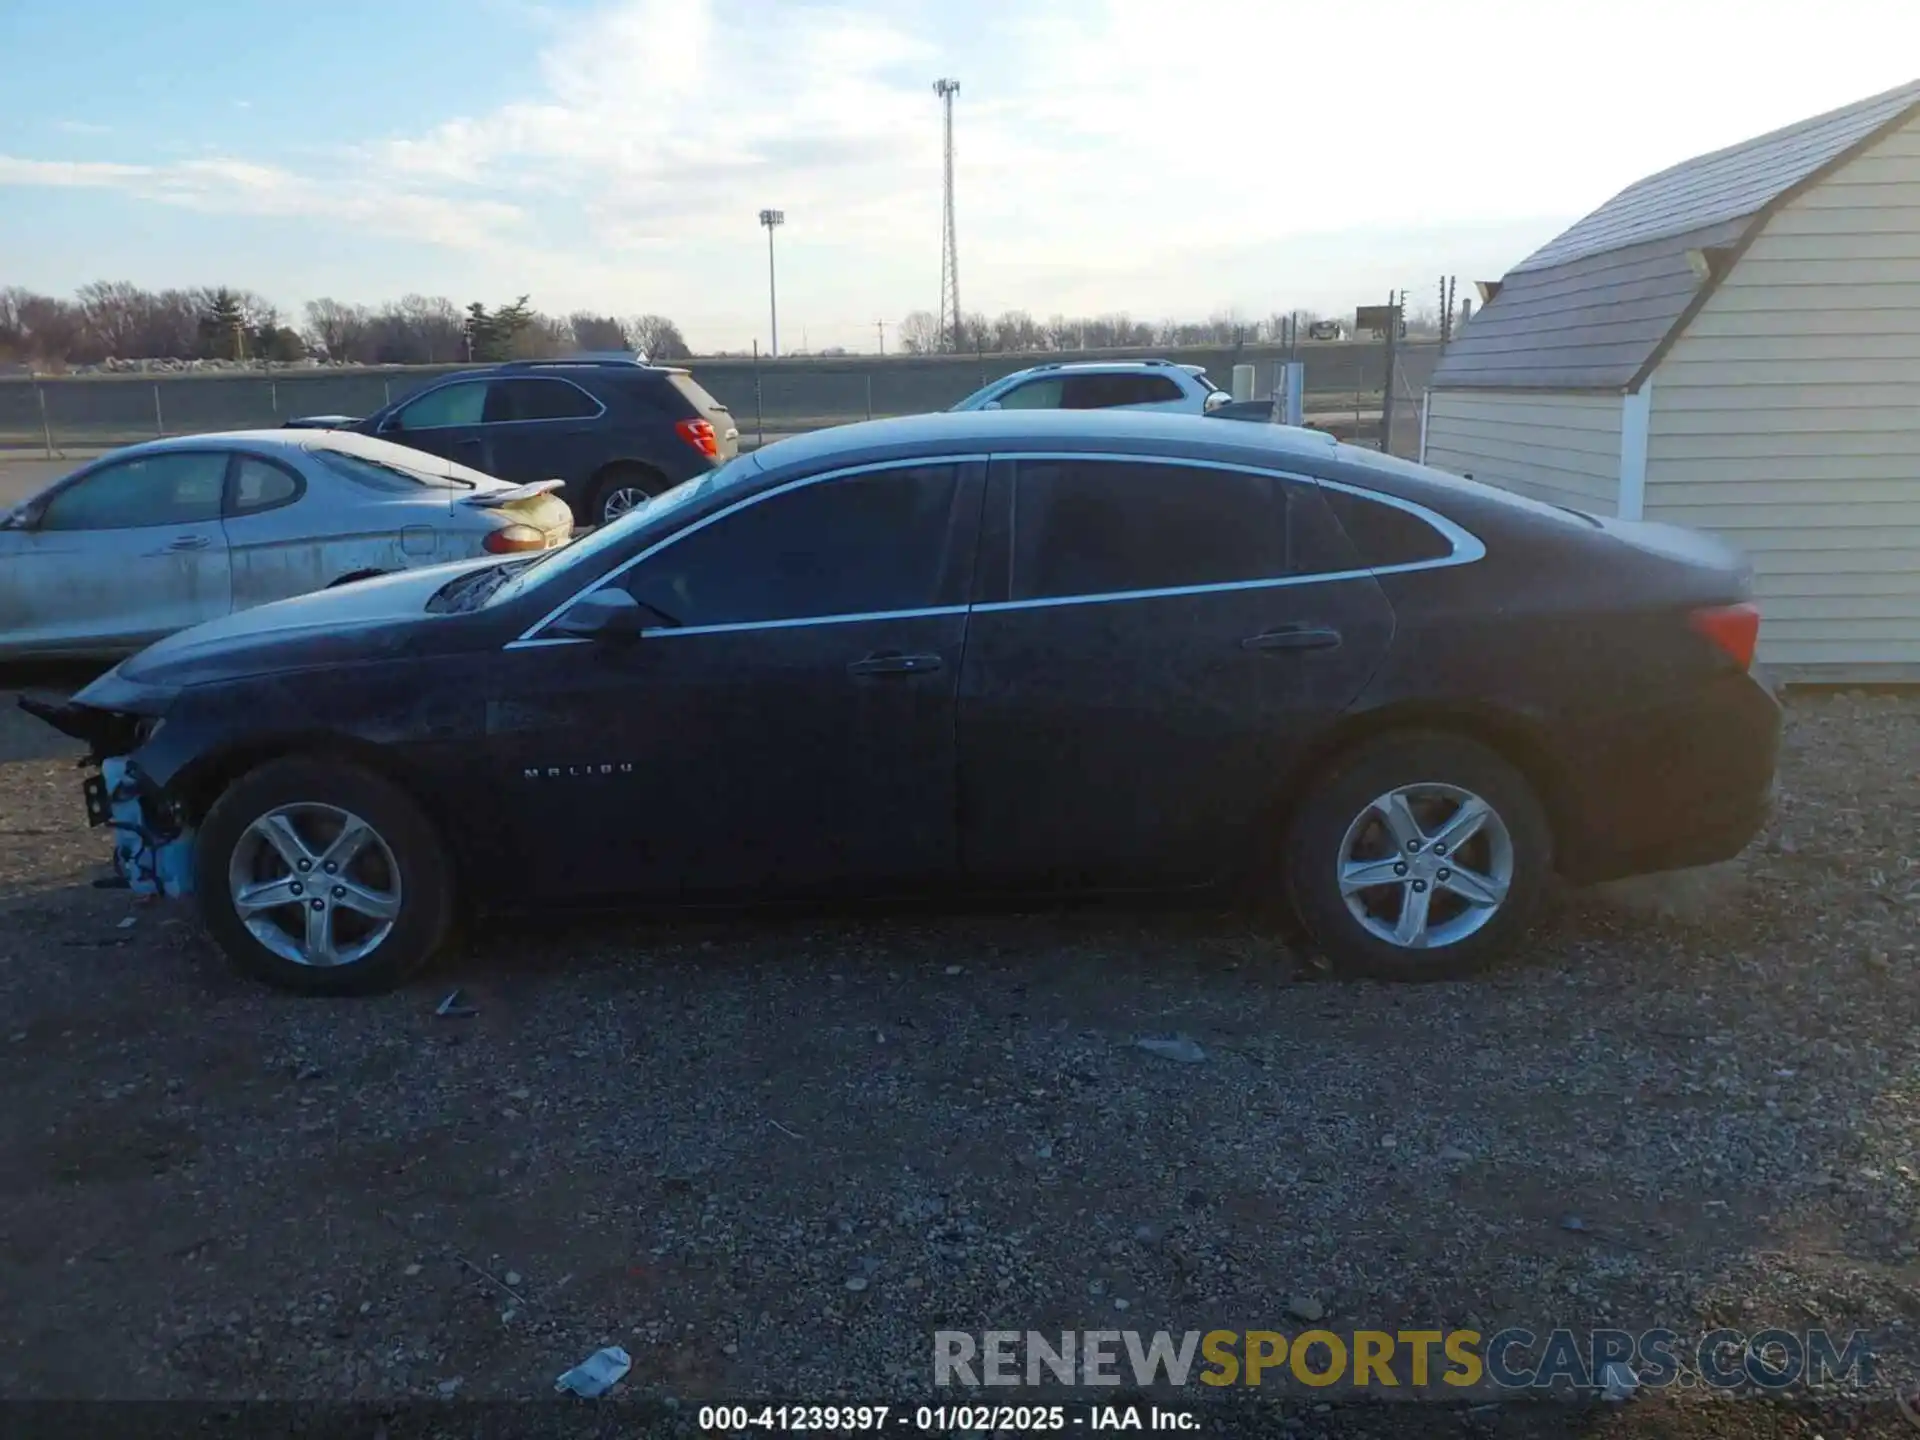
[
  {"left": 1599, "top": 1360, "right": 1638, "bottom": 1401},
  {"left": 436, "top": 988, "right": 477, "bottom": 1018},
  {"left": 554, "top": 1345, "right": 631, "bottom": 1397},
  {"left": 1135, "top": 1034, "right": 1208, "bottom": 1064}
]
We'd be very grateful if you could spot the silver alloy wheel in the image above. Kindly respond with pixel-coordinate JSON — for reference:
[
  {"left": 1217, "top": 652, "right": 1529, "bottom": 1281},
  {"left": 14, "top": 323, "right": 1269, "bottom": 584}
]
[
  {"left": 600, "top": 485, "right": 651, "bottom": 522},
  {"left": 227, "top": 803, "right": 403, "bottom": 967},
  {"left": 1335, "top": 782, "right": 1514, "bottom": 950}
]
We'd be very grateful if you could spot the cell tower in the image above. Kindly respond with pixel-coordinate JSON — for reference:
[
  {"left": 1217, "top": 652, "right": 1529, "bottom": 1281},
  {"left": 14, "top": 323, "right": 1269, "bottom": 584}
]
[{"left": 933, "top": 77, "right": 961, "bottom": 353}]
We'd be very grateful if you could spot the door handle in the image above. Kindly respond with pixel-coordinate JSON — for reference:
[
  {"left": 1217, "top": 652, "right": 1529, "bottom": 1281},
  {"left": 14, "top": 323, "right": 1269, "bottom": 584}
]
[
  {"left": 1242, "top": 626, "right": 1341, "bottom": 652},
  {"left": 165, "top": 534, "right": 211, "bottom": 552},
  {"left": 848, "top": 651, "right": 944, "bottom": 677}
]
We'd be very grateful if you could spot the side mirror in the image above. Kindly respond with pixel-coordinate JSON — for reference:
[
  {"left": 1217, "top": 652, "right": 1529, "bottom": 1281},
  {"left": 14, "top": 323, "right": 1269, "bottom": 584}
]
[
  {"left": 549, "top": 587, "right": 650, "bottom": 642},
  {"left": 1203, "top": 391, "right": 1229, "bottom": 412}
]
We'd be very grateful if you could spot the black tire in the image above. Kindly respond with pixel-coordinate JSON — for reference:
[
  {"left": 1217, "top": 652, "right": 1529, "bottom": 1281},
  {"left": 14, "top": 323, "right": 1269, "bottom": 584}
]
[
  {"left": 1283, "top": 731, "right": 1551, "bottom": 982},
  {"left": 586, "top": 463, "right": 663, "bottom": 527},
  {"left": 194, "top": 757, "right": 454, "bottom": 996}
]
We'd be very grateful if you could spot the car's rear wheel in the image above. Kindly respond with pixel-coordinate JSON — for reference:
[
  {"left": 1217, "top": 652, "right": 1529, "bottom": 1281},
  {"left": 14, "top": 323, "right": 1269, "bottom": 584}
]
[
  {"left": 194, "top": 757, "right": 453, "bottom": 995},
  {"left": 587, "top": 464, "right": 662, "bottom": 527},
  {"left": 1283, "top": 732, "right": 1550, "bottom": 981}
]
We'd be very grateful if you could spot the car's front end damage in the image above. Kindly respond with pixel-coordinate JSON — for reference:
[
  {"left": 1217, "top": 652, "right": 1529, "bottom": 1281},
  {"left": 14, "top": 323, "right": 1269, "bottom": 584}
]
[{"left": 19, "top": 678, "right": 196, "bottom": 898}]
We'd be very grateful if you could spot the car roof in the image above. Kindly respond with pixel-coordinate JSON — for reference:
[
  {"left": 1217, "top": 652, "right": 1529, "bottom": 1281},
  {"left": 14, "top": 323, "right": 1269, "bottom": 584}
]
[
  {"left": 90, "top": 428, "right": 507, "bottom": 487},
  {"left": 104, "top": 430, "right": 312, "bottom": 458},
  {"left": 753, "top": 408, "right": 1339, "bottom": 470},
  {"left": 1001, "top": 359, "right": 1200, "bottom": 378}
]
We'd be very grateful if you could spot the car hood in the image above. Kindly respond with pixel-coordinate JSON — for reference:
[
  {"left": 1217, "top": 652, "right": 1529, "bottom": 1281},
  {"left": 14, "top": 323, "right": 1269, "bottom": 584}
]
[{"left": 115, "top": 557, "right": 503, "bottom": 688}]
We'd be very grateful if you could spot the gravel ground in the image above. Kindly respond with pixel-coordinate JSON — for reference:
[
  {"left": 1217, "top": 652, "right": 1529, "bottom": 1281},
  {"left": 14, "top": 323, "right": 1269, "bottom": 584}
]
[{"left": 0, "top": 681, "right": 1915, "bottom": 1439}]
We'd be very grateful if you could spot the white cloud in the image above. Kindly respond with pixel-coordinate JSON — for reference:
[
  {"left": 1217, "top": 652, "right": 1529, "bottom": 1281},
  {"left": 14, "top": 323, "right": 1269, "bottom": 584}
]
[
  {"left": 0, "top": 151, "right": 526, "bottom": 252},
  {"left": 3, "top": 0, "right": 1918, "bottom": 346}
]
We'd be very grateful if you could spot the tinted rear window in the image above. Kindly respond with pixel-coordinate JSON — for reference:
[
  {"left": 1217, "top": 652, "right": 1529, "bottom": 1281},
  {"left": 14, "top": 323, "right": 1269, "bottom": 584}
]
[
  {"left": 1012, "top": 458, "right": 1286, "bottom": 599},
  {"left": 668, "top": 373, "right": 729, "bottom": 415}
]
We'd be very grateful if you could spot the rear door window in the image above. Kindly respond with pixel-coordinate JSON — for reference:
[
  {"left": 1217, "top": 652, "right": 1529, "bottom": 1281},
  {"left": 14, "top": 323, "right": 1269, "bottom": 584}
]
[
  {"left": 1010, "top": 459, "right": 1286, "bottom": 600},
  {"left": 485, "top": 378, "right": 600, "bottom": 423},
  {"left": 1060, "top": 373, "right": 1184, "bottom": 409}
]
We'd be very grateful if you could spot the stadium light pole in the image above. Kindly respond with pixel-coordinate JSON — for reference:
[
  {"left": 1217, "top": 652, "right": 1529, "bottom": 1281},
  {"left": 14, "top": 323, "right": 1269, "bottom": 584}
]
[{"left": 759, "top": 209, "right": 785, "bottom": 358}]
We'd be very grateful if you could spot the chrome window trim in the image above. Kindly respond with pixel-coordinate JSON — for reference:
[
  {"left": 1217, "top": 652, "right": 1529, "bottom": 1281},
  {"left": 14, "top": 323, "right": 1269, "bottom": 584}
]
[
  {"left": 506, "top": 454, "right": 992, "bottom": 648},
  {"left": 503, "top": 448, "right": 1483, "bottom": 648},
  {"left": 975, "top": 451, "right": 1483, "bottom": 613}
]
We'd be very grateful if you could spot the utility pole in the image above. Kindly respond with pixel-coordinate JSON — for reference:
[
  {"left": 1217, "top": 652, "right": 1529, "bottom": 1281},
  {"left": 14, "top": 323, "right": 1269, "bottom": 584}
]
[
  {"left": 875, "top": 320, "right": 886, "bottom": 356},
  {"left": 934, "top": 78, "right": 962, "bottom": 354},
  {"left": 758, "top": 208, "right": 785, "bottom": 358},
  {"left": 1380, "top": 289, "right": 1404, "bottom": 454}
]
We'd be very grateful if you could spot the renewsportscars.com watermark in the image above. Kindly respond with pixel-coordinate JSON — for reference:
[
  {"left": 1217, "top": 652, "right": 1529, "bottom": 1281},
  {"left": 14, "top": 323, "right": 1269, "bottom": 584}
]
[{"left": 934, "top": 1328, "right": 1875, "bottom": 1392}]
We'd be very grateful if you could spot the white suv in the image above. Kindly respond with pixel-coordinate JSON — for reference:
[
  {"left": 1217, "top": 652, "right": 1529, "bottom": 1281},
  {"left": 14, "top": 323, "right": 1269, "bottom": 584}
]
[{"left": 949, "top": 360, "right": 1229, "bottom": 415}]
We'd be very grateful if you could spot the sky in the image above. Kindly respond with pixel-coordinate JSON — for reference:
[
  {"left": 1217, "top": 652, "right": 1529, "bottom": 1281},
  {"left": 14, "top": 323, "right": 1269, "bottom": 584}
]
[{"left": 2, "top": 0, "right": 1918, "bottom": 353}]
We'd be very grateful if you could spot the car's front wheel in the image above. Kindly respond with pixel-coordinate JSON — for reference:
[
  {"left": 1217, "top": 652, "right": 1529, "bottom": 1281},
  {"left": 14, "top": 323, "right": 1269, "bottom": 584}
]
[
  {"left": 194, "top": 757, "right": 453, "bottom": 995},
  {"left": 1283, "top": 732, "right": 1551, "bottom": 981}
]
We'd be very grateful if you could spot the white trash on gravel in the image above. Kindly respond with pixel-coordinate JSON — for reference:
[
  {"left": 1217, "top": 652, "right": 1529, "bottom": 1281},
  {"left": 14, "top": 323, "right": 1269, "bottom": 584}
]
[
  {"left": 1135, "top": 1034, "right": 1208, "bottom": 1064},
  {"left": 1599, "top": 1360, "right": 1638, "bottom": 1401},
  {"left": 554, "top": 1345, "right": 631, "bottom": 1397}
]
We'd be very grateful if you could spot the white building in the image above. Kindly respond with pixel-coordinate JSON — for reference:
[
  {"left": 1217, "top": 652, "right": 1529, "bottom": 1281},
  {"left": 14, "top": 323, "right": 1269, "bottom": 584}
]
[{"left": 1423, "top": 79, "right": 1920, "bottom": 682}]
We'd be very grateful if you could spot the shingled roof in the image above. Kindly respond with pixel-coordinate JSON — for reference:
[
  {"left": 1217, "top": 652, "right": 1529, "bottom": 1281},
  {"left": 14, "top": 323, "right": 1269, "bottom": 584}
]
[{"left": 1432, "top": 78, "right": 1920, "bottom": 392}]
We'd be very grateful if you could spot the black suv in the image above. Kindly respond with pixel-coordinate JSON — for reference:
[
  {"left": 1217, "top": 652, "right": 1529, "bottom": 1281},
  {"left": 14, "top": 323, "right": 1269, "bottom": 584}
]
[{"left": 286, "top": 359, "right": 739, "bottom": 527}]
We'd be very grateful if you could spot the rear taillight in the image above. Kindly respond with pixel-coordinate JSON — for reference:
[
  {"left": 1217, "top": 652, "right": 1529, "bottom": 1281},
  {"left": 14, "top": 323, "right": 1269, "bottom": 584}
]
[
  {"left": 484, "top": 523, "right": 547, "bottom": 554},
  {"left": 1690, "top": 602, "right": 1760, "bottom": 669},
  {"left": 675, "top": 417, "right": 719, "bottom": 458}
]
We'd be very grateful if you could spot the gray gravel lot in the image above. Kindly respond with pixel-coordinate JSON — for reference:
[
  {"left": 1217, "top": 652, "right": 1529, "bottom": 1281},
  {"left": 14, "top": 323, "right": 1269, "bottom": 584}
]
[{"left": 0, "top": 683, "right": 1914, "bottom": 1437}]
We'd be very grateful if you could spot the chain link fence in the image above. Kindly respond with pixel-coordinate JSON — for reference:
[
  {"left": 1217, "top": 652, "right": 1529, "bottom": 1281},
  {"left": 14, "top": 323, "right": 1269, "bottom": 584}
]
[{"left": 0, "top": 343, "right": 1434, "bottom": 459}]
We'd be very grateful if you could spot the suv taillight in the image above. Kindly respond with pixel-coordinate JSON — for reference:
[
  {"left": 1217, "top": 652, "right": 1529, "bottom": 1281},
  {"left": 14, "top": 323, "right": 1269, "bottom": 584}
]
[
  {"left": 675, "top": 417, "right": 718, "bottom": 458},
  {"left": 1690, "top": 602, "right": 1760, "bottom": 670}
]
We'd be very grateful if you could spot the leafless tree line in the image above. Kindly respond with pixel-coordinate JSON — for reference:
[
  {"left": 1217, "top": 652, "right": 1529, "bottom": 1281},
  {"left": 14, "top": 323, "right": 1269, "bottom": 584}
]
[
  {"left": 893, "top": 306, "right": 1443, "bottom": 356},
  {"left": 0, "top": 281, "right": 691, "bottom": 369}
]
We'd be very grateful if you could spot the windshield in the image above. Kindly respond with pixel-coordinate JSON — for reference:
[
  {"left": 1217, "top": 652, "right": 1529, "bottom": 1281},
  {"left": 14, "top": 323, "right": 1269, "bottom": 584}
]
[
  {"left": 483, "top": 451, "right": 761, "bottom": 607},
  {"left": 949, "top": 378, "right": 1009, "bottom": 411}
]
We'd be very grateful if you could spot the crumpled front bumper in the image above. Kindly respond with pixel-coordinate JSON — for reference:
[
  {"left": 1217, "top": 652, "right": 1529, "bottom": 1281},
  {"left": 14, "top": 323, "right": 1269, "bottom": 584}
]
[{"left": 89, "top": 757, "right": 196, "bottom": 898}]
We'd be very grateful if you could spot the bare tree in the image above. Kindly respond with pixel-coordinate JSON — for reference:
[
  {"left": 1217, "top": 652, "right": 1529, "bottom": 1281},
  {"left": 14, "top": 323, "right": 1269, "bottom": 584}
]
[
  {"left": 1041, "top": 314, "right": 1082, "bottom": 351},
  {"left": 303, "top": 298, "right": 368, "bottom": 361},
  {"left": 0, "top": 288, "right": 26, "bottom": 361},
  {"left": 625, "top": 314, "right": 690, "bottom": 360},
  {"left": 896, "top": 310, "right": 942, "bottom": 355},
  {"left": 987, "top": 310, "right": 1041, "bottom": 354},
  {"left": 13, "top": 293, "right": 86, "bottom": 368},
  {"left": 74, "top": 281, "right": 152, "bottom": 359}
]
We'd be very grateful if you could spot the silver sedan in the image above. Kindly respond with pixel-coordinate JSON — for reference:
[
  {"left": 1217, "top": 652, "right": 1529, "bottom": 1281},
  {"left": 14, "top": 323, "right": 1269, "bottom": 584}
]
[{"left": 0, "top": 429, "right": 573, "bottom": 659}]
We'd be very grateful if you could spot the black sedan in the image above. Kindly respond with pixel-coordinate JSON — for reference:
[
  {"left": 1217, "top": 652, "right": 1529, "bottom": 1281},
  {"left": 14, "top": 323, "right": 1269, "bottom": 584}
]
[{"left": 25, "top": 411, "right": 1780, "bottom": 995}]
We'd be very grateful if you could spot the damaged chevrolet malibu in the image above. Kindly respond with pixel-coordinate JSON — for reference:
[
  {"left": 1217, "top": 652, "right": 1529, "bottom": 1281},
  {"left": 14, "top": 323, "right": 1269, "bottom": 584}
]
[{"left": 22, "top": 411, "right": 1781, "bottom": 995}]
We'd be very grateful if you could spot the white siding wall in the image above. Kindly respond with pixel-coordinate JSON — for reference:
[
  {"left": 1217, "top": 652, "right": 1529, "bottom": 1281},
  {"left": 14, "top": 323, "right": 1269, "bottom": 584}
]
[
  {"left": 1645, "top": 112, "right": 1920, "bottom": 678},
  {"left": 1423, "top": 390, "right": 1622, "bottom": 516}
]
